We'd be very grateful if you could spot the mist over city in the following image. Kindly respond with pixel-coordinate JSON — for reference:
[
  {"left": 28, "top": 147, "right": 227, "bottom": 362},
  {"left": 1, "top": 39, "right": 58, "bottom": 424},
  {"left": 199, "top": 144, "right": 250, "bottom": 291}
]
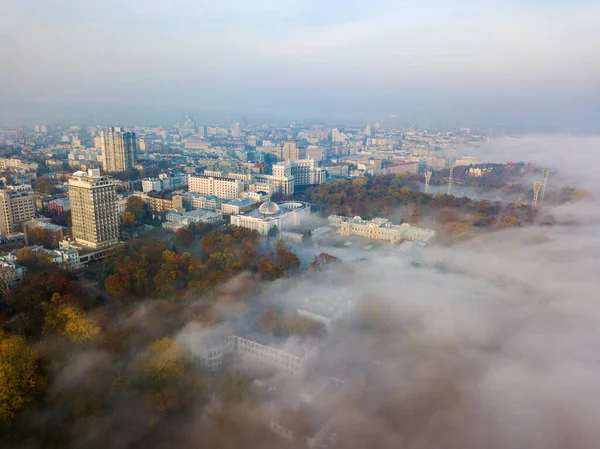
[{"left": 1, "top": 1, "right": 599, "bottom": 448}]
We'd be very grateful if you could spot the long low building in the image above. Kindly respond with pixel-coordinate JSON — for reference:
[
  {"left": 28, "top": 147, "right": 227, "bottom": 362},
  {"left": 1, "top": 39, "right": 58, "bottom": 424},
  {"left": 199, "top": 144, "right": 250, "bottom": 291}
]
[
  {"left": 328, "top": 215, "right": 435, "bottom": 243},
  {"left": 230, "top": 201, "right": 311, "bottom": 235},
  {"left": 163, "top": 209, "right": 223, "bottom": 230}
]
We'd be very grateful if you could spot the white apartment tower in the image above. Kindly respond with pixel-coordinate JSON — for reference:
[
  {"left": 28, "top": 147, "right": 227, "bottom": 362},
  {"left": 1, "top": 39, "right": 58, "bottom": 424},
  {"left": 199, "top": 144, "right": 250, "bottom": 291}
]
[
  {"left": 68, "top": 169, "right": 119, "bottom": 249},
  {"left": 0, "top": 188, "right": 36, "bottom": 235},
  {"left": 101, "top": 127, "right": 137, "bottom": 172}
]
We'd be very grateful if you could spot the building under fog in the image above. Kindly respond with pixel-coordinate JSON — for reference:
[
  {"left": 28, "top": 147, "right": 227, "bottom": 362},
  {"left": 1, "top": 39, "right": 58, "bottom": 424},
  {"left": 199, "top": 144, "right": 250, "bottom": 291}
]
[
  {"left": 230, "top": 201, "right": 311, "bottom": 235},
  {"left": 328, "top": 215, "right": 436, "bottom": 243}
]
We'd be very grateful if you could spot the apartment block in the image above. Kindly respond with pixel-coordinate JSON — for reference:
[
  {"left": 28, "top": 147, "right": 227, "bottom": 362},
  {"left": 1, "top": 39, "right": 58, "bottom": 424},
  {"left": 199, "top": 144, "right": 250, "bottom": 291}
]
[
  {"left": 68, "top": 169, "right": 119, "bottom": 249},
  {"left": 188, "top": 174, "right": 244, "bottom": 199},
  {"left": 0, "top": 188, "right": 36, "bottom": 235},
  {"left": 101, "top": 127, "right": 137, "bottom": 172}
]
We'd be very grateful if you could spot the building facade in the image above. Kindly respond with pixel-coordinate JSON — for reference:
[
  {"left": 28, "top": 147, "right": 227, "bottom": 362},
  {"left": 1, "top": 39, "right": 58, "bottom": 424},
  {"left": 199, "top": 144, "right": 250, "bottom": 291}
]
[
  {"left": 188, "top": 174, "right": 244, "bottom": 199},
  {"left": 0, "top": 188, "right": 36, "bottom": 235},
  {"left": 101, "top": 127, "right": 137, "bottom": 172},
  {"left": 68, "top": 169, "right": 119, "bottom": 249},
  {"left": 278, "top": 140, "right": 306, "bottom": 161},
  {"left": 141, "top": 178, "right": 162, "bottom": 193},
  {"left": 23, "top": 218, "right": 69, "bottom": 249},
  {"left": 137, "top": 192, "right": 183, "bottom": 214},
  {"left": 47, "top": 197, "right": 70, "bottom": 222},
  {"left": 230, "top": 201, "right": 311, "bottom": 235},
  {"left": 163, "top": 209, "right": 223, "bottom": 230},
  {"left": 328, "top": 215, "right": 436, "bottom": 243},
  {"left": 289, "top": 159, "right": 326, "bottom": 187}
]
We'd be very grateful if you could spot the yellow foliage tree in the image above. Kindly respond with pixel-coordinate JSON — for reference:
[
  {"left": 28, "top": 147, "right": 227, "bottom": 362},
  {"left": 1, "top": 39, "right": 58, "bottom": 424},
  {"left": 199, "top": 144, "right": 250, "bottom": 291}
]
[
  {"left": 503, "top": 216, "right": 517, "bottom": 226},
  {"left": 144, "top": 338, "right": 185, "bottom": 382},
  {"left": 43, "top": 294, "right": 101, "bottom": 342},
  {"left": 0, "top": 331, "right": 42, "bottom": 420}
]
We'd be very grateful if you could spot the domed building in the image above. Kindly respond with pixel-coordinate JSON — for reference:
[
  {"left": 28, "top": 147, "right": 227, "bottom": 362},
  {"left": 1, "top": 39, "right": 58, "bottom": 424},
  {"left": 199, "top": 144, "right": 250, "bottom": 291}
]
[
  {"left": 258, "top": 200, "right": 281, "bottom": 216},
  {"left": 230, "top": 201, "right": 311, "bottom": 235}
]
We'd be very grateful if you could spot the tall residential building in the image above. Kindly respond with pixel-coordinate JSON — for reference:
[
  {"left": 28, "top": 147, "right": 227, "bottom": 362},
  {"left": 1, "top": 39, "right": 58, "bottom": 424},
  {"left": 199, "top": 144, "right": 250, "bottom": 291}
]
[
  {"left": 278, "top": 140, "right": 305, "bottom": 161},
  {"left": 68, "top": 169, "right": 119, "bottom": 249},
  {"left": 0, "top": 188, "right": 36, "bottom": 235},
  {"left": 188, "top": 174, "right": 244, "bottom": 199},
  {"left": 101, "top": 127, "right": 137, "bottom": 173}
]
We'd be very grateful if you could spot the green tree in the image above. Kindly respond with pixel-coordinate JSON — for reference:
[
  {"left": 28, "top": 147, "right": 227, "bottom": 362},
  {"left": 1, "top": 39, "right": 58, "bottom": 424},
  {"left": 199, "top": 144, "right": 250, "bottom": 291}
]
[{"left": 0, "top": 330, "right": 43, "bottom": 420}]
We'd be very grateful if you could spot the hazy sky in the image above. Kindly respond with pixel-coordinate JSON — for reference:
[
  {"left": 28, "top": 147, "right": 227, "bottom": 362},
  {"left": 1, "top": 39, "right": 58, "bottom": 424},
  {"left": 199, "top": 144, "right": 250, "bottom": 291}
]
[{"left": 1, "top": 0, "right": 600, "bottom": 127}]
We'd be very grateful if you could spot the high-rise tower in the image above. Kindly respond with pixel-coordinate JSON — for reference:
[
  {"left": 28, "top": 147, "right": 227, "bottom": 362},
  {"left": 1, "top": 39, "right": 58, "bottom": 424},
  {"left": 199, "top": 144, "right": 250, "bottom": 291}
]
[
  {"left": 541, "top": 169, "right": 550, "bottom": 204},
  {"left": 101, "top": 127, "right": 137, "bottom": 172},
  {"left": 68, "top": 169, "right": 119, "bottom": 249},
  {"left": 532, "top": 181, "right": 542, "bottom": 206},
  {"left": 424, "top": 171, "right": 432, "bottom": 194}
]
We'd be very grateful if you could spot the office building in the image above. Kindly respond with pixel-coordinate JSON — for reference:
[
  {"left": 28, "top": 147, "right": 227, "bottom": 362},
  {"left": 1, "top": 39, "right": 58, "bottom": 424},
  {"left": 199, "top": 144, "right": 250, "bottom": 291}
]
[
  {"left": 253, "top": 163, "right": 295, "bottom": 195},
  {"left": 289, "top": 159, "right": 326, "bottom": 187},
  {"left": 136, "top": 192, "right": 183, "bottom": 214},
  {"left": 188, "top": 174, "right": 244, "bottom": 199},
  {"left": 386, "top": 161, "right": 419, "bottom": 175},
  {"left": 101, "top": 127, "right": 137, "bottom": 172},
  {"left": 68, "top": 169, "right": 119, "bottom": 249},
  {"left": 0, "top": 188, "right": 36, "bottom": 235}
]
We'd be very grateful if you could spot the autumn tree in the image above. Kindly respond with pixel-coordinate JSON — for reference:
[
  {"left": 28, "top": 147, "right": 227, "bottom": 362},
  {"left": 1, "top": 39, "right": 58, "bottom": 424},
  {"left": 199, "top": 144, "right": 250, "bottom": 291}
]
[
  {"left": 25, "top": 226, "right": 47, "bottom": 247},
  {"left": 121, "top": 211, "right": 137, "bottom": 237},
  {"left": 124, "top": 195, "right": 147, "bottom": 223},
  {"left": 502, "top": 216, "right": 517, "bottom": 226},
  {"left": 283, "top": 315, "right": 326, "bottom": 338},
  {"left": 444, "top": 222, "right": 469, "bottom": 235},
  {"left": 131, "top": 337, "right": 206, "bottom": 424},
  {"left": 219, "top": 370, "right": 254, "bottom": 406},
  {"left": 33, "top": 177, "right": 59, "bottom": 195},
  {"left": 174, "top": 228, "right": 194, "bottom": 247},
  {"left": 16, "top": 248, "right": 53, "bottom": 269},
  {"left": 42, "top": 293, "right": 101, "bottom": 342},
  {"left": 0, "top": 330, "right": 43, "bottom": 420},
  {"left": 309, "top": 253, "right": 341, "bottom": 270}
]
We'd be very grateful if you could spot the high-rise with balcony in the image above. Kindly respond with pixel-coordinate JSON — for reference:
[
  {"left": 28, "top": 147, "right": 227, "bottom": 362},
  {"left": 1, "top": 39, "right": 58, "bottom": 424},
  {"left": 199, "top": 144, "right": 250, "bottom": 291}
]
[
  {"left": 0, "top": 188, "right": 36, "bottom": 235},
  {"left": 101, "top": 127, "right": 137, "bottom": 172},
  {"left": 68, "top": 169, "right": 119, "bottom": 249}
]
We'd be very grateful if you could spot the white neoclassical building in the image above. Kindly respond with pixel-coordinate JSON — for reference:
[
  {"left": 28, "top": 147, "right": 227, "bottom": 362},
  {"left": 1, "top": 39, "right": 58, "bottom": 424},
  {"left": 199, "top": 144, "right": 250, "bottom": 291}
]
[
  {"left": 328, "top": 215, "right": 436, "bottom": 243},
  {"left": 230, "top": 201, "right": 311, "bottom": 235}
]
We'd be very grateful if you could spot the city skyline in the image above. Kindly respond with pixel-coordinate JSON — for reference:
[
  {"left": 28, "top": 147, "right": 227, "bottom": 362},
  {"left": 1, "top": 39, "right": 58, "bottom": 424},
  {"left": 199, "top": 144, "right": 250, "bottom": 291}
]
[{"left": 2, "top": 1, "right": 600, "bottom": 131}]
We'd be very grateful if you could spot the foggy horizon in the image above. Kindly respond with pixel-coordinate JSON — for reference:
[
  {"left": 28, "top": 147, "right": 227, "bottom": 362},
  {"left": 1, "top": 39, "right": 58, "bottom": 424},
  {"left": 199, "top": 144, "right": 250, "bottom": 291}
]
[{"left": 2, "top": 0, "right": 600, "bottom": 131}]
